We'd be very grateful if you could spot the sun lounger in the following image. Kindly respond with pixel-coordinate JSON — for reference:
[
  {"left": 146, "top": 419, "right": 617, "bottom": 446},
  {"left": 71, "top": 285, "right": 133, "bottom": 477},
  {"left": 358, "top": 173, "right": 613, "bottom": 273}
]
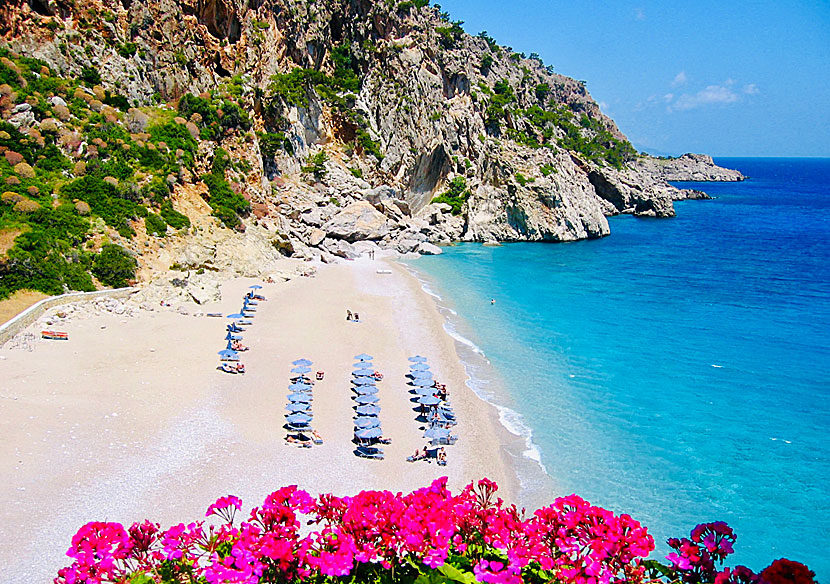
[
  {"left": 207, "top": 312, "right": 223, "bottom": 317},
  {"left": 217, "top": 363, "right": 238, "bottom": 374},
  {"left": 354, "top": 446, "right": 384, "bottom": 460}
]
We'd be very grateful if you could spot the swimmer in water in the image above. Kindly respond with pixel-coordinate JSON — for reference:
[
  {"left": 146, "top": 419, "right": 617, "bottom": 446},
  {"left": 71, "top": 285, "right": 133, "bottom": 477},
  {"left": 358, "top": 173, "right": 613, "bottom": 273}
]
[{"left": 490, "top": 298, "right": 495, "bottom": 305}]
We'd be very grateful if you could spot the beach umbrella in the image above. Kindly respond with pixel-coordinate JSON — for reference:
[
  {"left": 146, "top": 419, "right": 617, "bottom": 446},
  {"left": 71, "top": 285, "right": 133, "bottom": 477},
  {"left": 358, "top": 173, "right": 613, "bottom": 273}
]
[
  {"left": 408, "top": 355, "right": 428, "bottom": 362},
  {"left": 410, "top": 363, "right": 430, "bottom": 371},
  {"left": 424, "top": 426, "right": 450, "bottom": 440},
  {"left": 352, "top": 376, "right": 376, "bottom": 386},
  {"left": 355, "top": 404, "right": 381, "bottom": 416},
  {"left": 225, "top": 332, "right": 243, "bottom": 341},
  {"left": 285, "top": 402, "right": 311, "bottom": 412},
  {"left": 410, "top": 370, "right": 433, "bottom": 379},
  {"left": 218, "top": 349, "right": 238, "bottom": 357},
  {"left": 226, "top": 313, "right": 245, "bottom": 319},
  {"left": 353, "top": 368, "right": 375, "bottom": 377},
  {"left": 288, "top": 382, "right": 312, "bottom": 392},
  {"left": 355, "top": 394, "right": 379, "bottom": 404},
  {"left": 354, "top": 353, "right": 373, "bottom": 361},
  {"left": 286, "top": 422, "right": 311, "bottom": 431},
  {"left": 353, "top": 362, "right": 373, "bottom": 368},
  {"left": 413, "top": 387, "right": 435, "bottom": 395},
  {"left": 418, "top": 395, "right": 441, "bottom": 406},
  {"left": 354, "top": 385, "right": 379, "bottom": 395},
  {"left": 249, "top": 285, "right": 263, "bottom": 289},
  {"left": 292, "top": 358, "right": 312, "bottom": 366},
  {"left": 412, "top": 378, "right": 434, "bottom": 387},
  {"left": 288, "top": 393, "right": 312, "bottom": 403},
  {"left": 291, "top": 366, "right": 312, "bottom": 374},
  {"left": 354, "top": 416, "right": 380, "bottom": 429},
  {"left": 286, "top": 412, "right": 313, "bottom": 424},
  {"left": 355, "top": 427, "right": 382, "bottom": 440}
]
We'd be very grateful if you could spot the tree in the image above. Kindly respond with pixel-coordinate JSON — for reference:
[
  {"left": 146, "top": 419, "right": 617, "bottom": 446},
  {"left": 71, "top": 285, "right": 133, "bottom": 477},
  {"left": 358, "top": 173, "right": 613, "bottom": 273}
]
[{"left": 92, "top": 245, "right": 137, "bottom": 288}]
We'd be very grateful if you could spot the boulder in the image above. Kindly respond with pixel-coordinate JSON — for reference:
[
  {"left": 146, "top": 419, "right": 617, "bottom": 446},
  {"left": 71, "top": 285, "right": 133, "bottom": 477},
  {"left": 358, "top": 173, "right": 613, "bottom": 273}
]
[
  {"left": 417, "top": 242, "right": 443, "bottom": 255},
  {"left": 322, "top": 200, "right": 391, "bottom": 242},
  {"left": 308, "top": 227, "right": 326, "bottom": 246}
]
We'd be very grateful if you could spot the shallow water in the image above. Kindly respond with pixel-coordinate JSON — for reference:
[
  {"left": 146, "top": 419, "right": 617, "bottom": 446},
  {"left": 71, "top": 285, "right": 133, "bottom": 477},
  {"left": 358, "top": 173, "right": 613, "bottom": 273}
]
[{"left": 410, "top": 158, "right": 830, "bottom": 577}]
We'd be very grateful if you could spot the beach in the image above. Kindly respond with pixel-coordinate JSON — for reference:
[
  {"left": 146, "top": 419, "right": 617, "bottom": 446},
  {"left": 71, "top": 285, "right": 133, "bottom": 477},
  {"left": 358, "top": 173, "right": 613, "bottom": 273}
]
[{"left": 0, "top": 256, "right": 519, "bottom": 582}]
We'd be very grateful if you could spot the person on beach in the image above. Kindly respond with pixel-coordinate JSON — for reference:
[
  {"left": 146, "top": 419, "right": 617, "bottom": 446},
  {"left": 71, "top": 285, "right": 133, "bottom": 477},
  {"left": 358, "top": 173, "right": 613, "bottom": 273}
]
[{"left": 346, "top": 309, "right": 352, "bottom": 321}]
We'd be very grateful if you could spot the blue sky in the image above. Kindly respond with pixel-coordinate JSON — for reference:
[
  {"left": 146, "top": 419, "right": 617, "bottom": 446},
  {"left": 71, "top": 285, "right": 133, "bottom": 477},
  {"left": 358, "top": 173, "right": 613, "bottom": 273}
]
[{"left": 437, "top": 0, "right": 830, "bottom": 157}]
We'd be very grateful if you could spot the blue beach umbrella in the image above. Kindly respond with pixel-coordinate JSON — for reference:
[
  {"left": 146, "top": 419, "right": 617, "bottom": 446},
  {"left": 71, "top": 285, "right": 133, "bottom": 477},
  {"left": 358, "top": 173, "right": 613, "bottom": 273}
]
[
  {"left": 408, "top": 355, "right": 428, "bottom": 362},
  {"left": 424, "top": 426, "right": 450, "bottom": 440},
  {"left": 414, "top": 386, "right": 435, "bottom": 395},
  {"left": 288, "top": 393, "right": 312, "bottom": 403},
  {"left": 355, "top": 404, "right": 381, "bottom": 416},
  {"left": 412, "top": 378, "right": 434, "bottom": 387},
  {"left": 226, "top": 313, "right": 245, "bottom": 319},
  {"left": 291, "top": 366, "right": 312, "bottom": 374},
  {"left": 225, "top": 332, "right": 242, "bottom": 341},
  {"left": 355, "top": 394, "right": 379, "bottom": 404},
  {"left": 355, "top": 427, "right": 382, "bottom": 440},
  {"left": 218, "top": 349, "right": 238, "bottom": 357},
  {"left": 354, "top": 385, "right": 379, "bottom": 395},
  {"left": 292, "top": 358, "right": 312, "bottom": 366},
  {"left": 354, "top": 416, "right": 380, "bottom": 429},
  {"left": 286, "top": 412, "right": 313, "bottom": 425},
  {"left": 418, "top": 395, "right": 441, "bottom": 406},
  {"left": 288, "top": 382, "right": 312, "bottom": 392},
  {"left": 352, "top": 376, "right": 376, "bottom": 386},
  {"left": 286, "top": 422, "right": 311, "bottom": 432},
  {"left": 410, "top": 363, "right": 430, "bottom": 371},
  {"left": 249, "top": 285, "right": 263, "bottom": 289},
  {"left": 354, "top": 353, "right": 373, "bottom": 361},
  {"left": 353, "top": 368, "right": 375, "bottom": 377},
  {"left": 286, "top": 402, "right": 311, "bottom": 412},
  {"left": 353, "top": 362, "right": 373, "bottom": 368},
  {"left": 411, "top": 370, "right": 433, "bottom": 379}
]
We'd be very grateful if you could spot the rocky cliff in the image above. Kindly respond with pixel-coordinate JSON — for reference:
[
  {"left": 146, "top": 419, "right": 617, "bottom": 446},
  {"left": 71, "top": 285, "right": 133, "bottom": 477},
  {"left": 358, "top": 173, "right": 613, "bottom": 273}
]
[{"left": 0, "top": 0, "right": 743, "bottom": 296}]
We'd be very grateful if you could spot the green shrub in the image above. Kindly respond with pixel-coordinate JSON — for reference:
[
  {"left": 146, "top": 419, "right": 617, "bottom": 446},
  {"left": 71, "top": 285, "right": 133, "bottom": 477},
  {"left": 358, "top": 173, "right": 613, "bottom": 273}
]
[
  {"left": 80, "top": 66, "right": 101, "bottom": 85},
  {"left": 349, "top": 167, "right": 363, "bottom": 179},
  {"left": 515, "top": 172, "right": 529, "bottom": 186},
  {"left": 159, "top": 200, "right": 190, "bottom": 229},
  {"left": 61, "top": 175, "right": 140, "bottom": 237},
  {"left": 118, "top": 43, "right": 137, "bottom": 58},
  {"left": 301, "top": 151, "right": 328, "bottom": 180},
  {"left": 202, "top": 173, "right": 249, "bottom": 229},
  {"left": 480, "top": 53, "right": 494, "bottom": 73},
  {"left": 145, "top": 212, "right": 167, "bottom": 236},
  {"left": 431, "top": 176, "right": 470, "bottom": 215},
  {"left": 92, "top": 244, "right": 136, "bottom": 288},
  {"left": 540, "top": 163, "right": 557, "bottom": 176},
  {"left": 258, "top": 131, "right": 292, "bottom": 158}
]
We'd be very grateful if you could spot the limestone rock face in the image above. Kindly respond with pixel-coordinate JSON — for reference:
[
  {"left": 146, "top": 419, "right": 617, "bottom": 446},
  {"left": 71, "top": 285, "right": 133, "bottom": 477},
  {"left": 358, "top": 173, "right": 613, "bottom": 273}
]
[{"left": 322, "top": 201, "right": 391, "bottom": 242}]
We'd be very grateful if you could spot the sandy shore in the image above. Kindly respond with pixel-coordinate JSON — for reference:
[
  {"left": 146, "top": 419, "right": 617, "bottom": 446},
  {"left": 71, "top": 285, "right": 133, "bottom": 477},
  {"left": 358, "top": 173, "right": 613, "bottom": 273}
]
[{"left": 0, "top": 256, "right": 518, "bottom": 582}]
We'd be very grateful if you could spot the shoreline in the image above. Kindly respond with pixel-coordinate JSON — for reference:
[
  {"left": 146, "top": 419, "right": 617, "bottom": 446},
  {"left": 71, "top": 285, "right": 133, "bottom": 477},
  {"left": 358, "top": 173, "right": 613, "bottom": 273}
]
[
  {"left": 0, "top": 256, "right": 521, "bottom": 581},
  {"left": 398, "top": 259, "right": 557, "bottom": 511}
]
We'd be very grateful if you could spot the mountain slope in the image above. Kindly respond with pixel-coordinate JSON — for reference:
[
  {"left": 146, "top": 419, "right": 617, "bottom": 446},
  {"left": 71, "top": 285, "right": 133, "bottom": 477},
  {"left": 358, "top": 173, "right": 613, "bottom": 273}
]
[{"left": 0, "top": 0, "right": 732, "bottom": 298}]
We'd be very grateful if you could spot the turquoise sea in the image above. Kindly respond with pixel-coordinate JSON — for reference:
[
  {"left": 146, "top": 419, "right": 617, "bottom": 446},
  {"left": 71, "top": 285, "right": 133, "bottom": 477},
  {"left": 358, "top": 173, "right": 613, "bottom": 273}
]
[{"left": 407, "top": 158, "right": 830, "bottom": 578}]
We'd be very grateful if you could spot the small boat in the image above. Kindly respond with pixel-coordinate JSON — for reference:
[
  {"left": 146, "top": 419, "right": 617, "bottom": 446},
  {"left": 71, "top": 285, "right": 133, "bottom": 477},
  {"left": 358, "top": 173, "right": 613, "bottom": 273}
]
[{"left": 41, "top": 330, "right": 68, "bottom": 340}]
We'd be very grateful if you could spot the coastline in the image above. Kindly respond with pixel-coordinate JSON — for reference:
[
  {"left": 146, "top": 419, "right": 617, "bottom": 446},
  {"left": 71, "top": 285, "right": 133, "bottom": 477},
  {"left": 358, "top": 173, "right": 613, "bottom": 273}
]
[
  {"left": 398, "top": 259, "right": 557, "bottom": 511},
  {"left": 0, "top": 256, "right": 520, "bottom": 582}
]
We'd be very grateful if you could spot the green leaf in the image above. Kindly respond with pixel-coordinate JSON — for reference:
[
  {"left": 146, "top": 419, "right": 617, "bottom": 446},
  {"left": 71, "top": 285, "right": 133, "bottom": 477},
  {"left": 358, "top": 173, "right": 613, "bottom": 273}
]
[{"left": 438, "top": 562, "right": 478, "bottom": 584}]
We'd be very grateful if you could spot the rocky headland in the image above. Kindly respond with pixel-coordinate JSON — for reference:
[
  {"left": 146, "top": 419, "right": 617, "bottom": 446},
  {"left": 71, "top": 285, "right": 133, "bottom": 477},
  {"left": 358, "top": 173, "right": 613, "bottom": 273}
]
[
  {"left": 633, "top": 153, "right": 746, "bottom": 182},
  {"left": 0, "top": 0, "right": 744, "bottom": 298}
]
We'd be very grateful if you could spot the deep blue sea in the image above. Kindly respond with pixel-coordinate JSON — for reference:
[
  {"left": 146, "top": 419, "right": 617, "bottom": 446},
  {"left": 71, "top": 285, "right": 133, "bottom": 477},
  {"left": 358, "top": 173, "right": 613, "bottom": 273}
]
[{"left": 408, "top": 158, "right": 830, "bottom": 578}]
